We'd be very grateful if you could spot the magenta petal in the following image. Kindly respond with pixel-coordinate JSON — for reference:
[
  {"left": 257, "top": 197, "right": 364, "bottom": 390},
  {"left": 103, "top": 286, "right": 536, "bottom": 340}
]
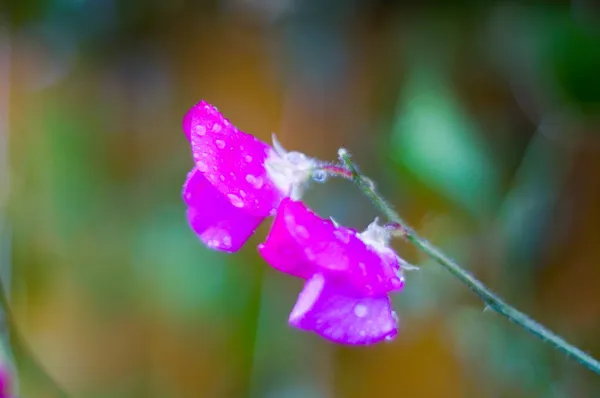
[
  {"left": 183, "top": 101, "right": 285, "bottom": 217},
  {"left": 289, "top": 274, "right": 398, "bottom": 345},
  {"left": 257, "top": 200, "right": 316, "bottom": 279},
  {"left": 183, "top": 168, "right": 264, "bottom": 252},
  {"left": 259, "top": 198, "right": 403, "bottom": 295},
  {"left": 182, "top": 100, "right": 239, "bottom": 142}
]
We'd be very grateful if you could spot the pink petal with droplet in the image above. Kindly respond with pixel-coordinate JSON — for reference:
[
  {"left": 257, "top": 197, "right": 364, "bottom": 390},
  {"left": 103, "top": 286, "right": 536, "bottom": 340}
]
[
  {"left": 259, "top": 198, "right": 403, "bottom": 295},
  {"left": 182, "top": 100, "right": 239, "bottom": 141},
  {"left": 183, "top": 101, "right": 285, "bottom": 216},
  {"left": 289, "top": 274, "right": 398, "bottom": 345},
  {"left": 183, "top": 168, "right": 264, "bottom": 252}
]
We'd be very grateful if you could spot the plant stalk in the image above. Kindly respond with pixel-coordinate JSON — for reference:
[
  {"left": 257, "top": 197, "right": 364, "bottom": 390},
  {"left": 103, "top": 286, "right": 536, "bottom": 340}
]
[{"left": 326, "top": 148, "right": 600, "bottom": 376}]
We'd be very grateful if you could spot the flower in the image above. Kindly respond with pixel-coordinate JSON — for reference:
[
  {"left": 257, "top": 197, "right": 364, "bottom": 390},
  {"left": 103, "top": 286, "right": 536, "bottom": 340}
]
[
  {"left": 0, "top": 365, "right": 13, "bottom": 398},
  {"left": 259, "top": 198, "right": 404, "bottom": 344},
  {"left": 182, "top": 101, "right": 315, "bottom": 252}
]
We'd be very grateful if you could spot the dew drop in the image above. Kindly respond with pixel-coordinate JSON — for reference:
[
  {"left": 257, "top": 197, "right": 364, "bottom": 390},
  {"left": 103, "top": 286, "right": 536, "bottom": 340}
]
[
  {"left": 245, "top": 174, "right": 264, "bottom": 189},
  {"left": 212, "top": 123, "right": 222, "bottom": 133},
  {"left": 207, "top": 239, "right": 219, "bottom": 248},
  {"left": 334, "top": 229, "right": 351, "bottom": 244},
  {"left": 287, "top": 151, "right": 307, "bottom": 165},
  {"left": 385, "top": 335, "right": 395, "bottom": 342},
  {"left": 227, "top": 193, "right": 244, "bottom": 208},
  {"left": 239, "top": 190, "right": 246, "bottom": 198},
  {"left": 197, "top": 161, "right": 208, "bottom": 172},
  {"left": 354, "top": 304, "right": 368, "bottom": 318},
  {"left": 312, "top": 169, "right": 327, "bottom": 183},
  {"left": 305, "top": 248, "right": 316, "bottom": 261},
  {"left": 216, "top": 140, "right": 226, "bottom": 149},
  {"left": 245, "top": 155, "right": 253, "bottom": 162},
  {"left": 219, "top": 175, "right": 225, "bottom": 182},
  {"left": 295, "top": 225, "right": 310, "bottom": 239},
  {"left": 358, "top": 262, "right": 367, "bottom": 275},
  {"left": 222, "top": 234, "right": 232, "bottom": 248},
  {"left": 195, "top": 125, "right": 206, "bottom": 136},
  {"left": 391, "top": 311, "right": 399, "bottom": 324}
]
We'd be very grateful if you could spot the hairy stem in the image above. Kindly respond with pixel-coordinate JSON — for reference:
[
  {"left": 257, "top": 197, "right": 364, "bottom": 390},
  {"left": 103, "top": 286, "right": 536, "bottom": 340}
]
[{"left": 329, "top": 148, "right": 600, "bottom": 376}]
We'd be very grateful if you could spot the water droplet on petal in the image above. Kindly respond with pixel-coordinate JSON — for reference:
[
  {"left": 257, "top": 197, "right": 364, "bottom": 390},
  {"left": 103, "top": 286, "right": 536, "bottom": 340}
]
[
  {"left": 245, "top": 155, "right": 253, "bottom": 162},
  {"left": 239, "top": 190, "right": 246, "bottom": 198},
  {"left": 219, "top": 175, "right": 225, "bottom": 181},
  {"left": 212, "top": 123, "right": 222, "bottom": 132},
  {"left": 391, "top": 311, "right": 399, "bottom": 324},
  {"left": 305, "top": 248, "right": 316, "bottom": 261},
  {"left": 222, "top": 234, "right": 232, "bottom": 248},
  {"left": 246, "top": 174, "right": 264, "bottom": 189},
  {"left": 197, "top": 161, "right": 208, "bottom": 172},
  {"left": 385, "top": 335, "right": 395, "bottom": 342},
  {"left": 334, "top": 229, "right": 351, "bottom": 244},
  {"left": 195, "top": 125, "right": 206, "bottom": 136},
  {"left": 227, "top": 194, "right": 244, "bottom": 208},
  {"left": 354, "top": 304, "right": 368, "bottom": 318},
  {"left": 216, "top": 140, "right": 225, "bottom": 149},
  {"left": 358, "top": 262, "right": 367, "bottom": 275},
  {"left": 295, "top": 225, "right": 310, "bottom": 239}
]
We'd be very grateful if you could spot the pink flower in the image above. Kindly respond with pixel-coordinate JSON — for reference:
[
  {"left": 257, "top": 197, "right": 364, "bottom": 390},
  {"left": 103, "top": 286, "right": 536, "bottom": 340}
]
[
  {"left": 259, "top": 198, "right": 404, "bottom": 345},
  {"left": 0, "top": 366, "right": 12, "bottom": 398},
  {"left": 182, "top": 101, "right": 315, "bottom": 252}
]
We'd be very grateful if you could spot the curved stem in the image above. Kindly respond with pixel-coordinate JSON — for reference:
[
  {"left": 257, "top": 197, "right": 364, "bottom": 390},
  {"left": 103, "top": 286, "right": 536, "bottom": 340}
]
[
  {"left": 0, "top": 280, "right": 71, "bottom": 397},
  {"left": 329, "top": 148, "right": 600, "bottom": 376}
]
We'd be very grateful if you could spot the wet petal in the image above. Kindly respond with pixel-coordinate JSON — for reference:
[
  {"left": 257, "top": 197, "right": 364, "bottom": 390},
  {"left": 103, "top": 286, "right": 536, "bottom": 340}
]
[
  {"left": 182, "top": 100, "right": 239, "bottom": 141},
  {"left": 183, "top": 101, "right": 285, "bottom": 216},
  {"left": 183, "top": 168, "right": 264, "bottom": 252},
  {"left": 259, "top": 198, "right": 403, "bottom": 295},
  {"left": 289, "top": 274, "right": 398, "bottom": 345}
]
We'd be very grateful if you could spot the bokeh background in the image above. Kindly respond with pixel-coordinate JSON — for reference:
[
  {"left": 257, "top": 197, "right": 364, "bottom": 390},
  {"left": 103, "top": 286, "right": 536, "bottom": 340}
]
[{"left": 1, "top": 1, "right": 600, "bottom": 397}]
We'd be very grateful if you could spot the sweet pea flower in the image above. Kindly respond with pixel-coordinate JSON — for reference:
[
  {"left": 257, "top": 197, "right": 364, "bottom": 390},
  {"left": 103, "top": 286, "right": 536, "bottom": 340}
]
[
  {"left": 0, "top": 365, "right": 13, "bottom": 398},
  {"left": 259, "top": 198, "right": 404, "bottom": 345},
  {"left": 182, "top": 101, "right": 315, "bottom": 252}
]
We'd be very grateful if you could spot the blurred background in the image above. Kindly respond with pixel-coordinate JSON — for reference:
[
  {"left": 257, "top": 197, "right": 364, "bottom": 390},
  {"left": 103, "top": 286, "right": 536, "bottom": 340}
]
[{"left": 1, "top": 1, "right": 600, "bottom": 397}]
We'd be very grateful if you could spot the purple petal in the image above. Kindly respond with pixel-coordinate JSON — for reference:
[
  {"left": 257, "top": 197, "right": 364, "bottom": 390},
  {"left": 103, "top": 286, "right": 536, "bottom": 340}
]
[
  {"left": 183, "top": 101, "right": 285, "bottom": 217},
  {"left": 289, "top": 274, "right": 398, "bottom": 345},
  {"left": 259, "top": 198, "right": 403, "bottom": 295},
  {"left": 183, "top": 168, "right": 265, "bottom": 252}
]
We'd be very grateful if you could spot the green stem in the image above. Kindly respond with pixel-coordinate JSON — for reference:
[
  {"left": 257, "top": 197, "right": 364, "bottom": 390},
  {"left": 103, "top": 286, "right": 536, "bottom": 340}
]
[
  {"left": 332, "top": 148, "right": 600, "bottom": 376},
  {"left": 0, "top": 280, "right": 70, "bottom": 397}
]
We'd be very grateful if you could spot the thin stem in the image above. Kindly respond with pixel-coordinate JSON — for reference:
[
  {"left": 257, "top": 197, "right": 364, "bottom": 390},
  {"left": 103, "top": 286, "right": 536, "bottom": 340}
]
[
  {"left": 332, "top": 148, "right": 600, "bottom": 376},
  {"left": 0, "top": 280, "right": 70, "bottom": 397}
]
